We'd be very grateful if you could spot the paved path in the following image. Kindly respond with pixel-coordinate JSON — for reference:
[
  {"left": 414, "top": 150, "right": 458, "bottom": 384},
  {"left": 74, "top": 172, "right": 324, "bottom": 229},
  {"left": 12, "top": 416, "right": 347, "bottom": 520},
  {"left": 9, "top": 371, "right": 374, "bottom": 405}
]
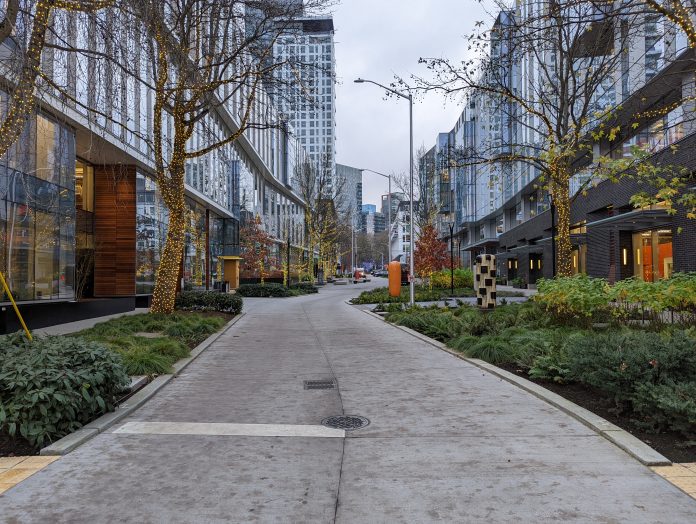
[{"left": 2, "top": 283, "right": 696, "bottom": 523}]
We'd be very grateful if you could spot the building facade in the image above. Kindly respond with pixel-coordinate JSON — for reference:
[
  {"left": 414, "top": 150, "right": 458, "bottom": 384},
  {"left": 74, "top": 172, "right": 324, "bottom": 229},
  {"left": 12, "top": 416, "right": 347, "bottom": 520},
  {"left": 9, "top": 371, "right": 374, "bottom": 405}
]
[
  {"left": 273, "top": 16, "right": 336, "bottom": 188},
  {"left": 390, "top": 200, "right": 419, "bottom": 264},
  {"left": 0, "top": 4, "right": 312, "bottom": 332},
  {"left": 423, "top": 1, "right": 695, "bottom": 286}
]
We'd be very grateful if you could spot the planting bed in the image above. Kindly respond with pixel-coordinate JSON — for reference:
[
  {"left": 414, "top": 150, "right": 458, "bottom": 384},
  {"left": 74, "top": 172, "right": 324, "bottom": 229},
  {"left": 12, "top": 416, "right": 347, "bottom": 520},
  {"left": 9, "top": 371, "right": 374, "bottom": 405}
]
[{"left": 498, "top": 363, "right": 696, "bottom": 463}]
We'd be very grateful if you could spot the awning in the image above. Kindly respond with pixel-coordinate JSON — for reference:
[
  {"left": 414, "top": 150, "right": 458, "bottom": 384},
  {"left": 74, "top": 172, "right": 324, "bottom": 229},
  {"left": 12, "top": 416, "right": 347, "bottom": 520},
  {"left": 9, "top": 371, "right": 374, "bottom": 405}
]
[
  {"left": 586, "top": 209, "right": 671, "bottom": 231},
  {"left": 505, "top": 244, "right": 544, "bottom": 254},
  {"left": 218, "top": 256, "right": 243, "bottom": 260},
  {"left": 462, "top": 238, "right": 499, "bottom": 251}
]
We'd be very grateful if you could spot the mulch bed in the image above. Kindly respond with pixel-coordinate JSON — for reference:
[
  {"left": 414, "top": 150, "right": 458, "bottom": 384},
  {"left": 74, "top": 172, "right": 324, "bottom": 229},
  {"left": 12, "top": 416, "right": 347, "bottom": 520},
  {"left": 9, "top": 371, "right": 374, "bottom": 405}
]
[
  {"left": 498, "top": 364, "right": 696, "bottom": 463},
  {"left": 0, "top": 434, "right": 38, "bottom": 457}
]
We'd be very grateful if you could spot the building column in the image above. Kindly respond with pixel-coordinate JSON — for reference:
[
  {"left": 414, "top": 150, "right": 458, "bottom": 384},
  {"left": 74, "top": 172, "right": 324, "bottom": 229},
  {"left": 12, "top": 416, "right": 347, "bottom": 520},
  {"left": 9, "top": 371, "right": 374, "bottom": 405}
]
[{"left": 94, "top": 165, "right": 136, "bottom": 297}]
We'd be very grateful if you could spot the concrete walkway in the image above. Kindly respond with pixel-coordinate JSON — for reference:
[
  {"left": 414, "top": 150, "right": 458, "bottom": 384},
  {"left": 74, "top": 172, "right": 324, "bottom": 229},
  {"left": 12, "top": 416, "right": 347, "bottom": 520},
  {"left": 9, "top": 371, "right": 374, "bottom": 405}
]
[{"left": 2, "top": 283, "right": 695, "bottom": 523}]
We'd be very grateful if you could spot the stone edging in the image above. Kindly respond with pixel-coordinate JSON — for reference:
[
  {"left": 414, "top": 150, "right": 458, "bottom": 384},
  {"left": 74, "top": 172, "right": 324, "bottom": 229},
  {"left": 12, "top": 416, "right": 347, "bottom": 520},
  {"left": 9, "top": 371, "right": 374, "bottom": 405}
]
[
  {"left": 357, "top": 307, "right": 671, "bottom": 467},
  {"left": 40, "top": 313, "right": 245, "bottom": 456}
]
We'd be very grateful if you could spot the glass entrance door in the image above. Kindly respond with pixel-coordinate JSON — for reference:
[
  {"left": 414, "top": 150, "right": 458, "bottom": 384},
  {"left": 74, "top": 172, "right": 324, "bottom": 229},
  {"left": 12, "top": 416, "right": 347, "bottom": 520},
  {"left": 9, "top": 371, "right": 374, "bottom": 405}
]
[{"left": 632, "top": 229, "right": 673, "bottom": 282}]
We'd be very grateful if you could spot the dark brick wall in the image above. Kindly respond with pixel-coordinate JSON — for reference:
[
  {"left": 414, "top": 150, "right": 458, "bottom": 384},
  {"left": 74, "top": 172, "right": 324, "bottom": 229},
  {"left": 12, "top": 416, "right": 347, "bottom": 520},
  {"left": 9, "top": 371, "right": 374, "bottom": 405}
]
[
  {"left": 674, "top": 202, "right": 696, "bottom": 273},
  {"left": 494, "top": 130, "right": 696, "bottom": 278}
]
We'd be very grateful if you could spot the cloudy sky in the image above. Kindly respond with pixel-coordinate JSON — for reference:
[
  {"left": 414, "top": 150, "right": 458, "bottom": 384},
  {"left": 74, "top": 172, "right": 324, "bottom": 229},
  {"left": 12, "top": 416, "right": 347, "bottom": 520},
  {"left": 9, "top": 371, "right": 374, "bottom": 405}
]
[{"left": 331, "top": 0, "right": 490, "bottom": 207}]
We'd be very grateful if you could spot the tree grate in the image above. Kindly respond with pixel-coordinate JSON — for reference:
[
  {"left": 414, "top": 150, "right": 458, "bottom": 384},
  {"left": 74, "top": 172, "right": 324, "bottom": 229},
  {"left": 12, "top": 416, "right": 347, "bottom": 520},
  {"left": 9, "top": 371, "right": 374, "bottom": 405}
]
[
  {"left": 303, "top": 380, "right": 336, "bottom": 390},
  {"left": 321, "top": 415, "right": 370, "bottom": 431}
]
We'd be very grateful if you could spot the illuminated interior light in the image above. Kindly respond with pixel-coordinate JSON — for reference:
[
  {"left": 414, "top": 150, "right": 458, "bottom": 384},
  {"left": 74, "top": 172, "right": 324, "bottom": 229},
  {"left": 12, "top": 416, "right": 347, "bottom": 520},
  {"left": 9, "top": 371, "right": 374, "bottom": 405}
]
[{"left": 622, "top": 248, "right": 628, "bottom": 266}]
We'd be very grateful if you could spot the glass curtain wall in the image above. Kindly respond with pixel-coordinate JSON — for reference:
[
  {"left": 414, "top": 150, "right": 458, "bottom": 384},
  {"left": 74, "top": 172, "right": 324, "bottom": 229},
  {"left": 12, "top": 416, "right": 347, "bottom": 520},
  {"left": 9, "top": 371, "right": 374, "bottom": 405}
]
[{"left": 0, "top": 107, "right": 76, "bottom": 303}]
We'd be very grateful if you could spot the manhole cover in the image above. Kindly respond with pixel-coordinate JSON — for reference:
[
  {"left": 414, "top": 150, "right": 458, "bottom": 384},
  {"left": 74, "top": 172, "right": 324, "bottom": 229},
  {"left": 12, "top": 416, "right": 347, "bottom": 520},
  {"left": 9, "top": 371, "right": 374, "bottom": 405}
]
[
  {"left": 321, "top": 415, "right": 370, "bottom": 431},
  {"left": 304, "top": 380, "right": 336, "bottom": 390}
]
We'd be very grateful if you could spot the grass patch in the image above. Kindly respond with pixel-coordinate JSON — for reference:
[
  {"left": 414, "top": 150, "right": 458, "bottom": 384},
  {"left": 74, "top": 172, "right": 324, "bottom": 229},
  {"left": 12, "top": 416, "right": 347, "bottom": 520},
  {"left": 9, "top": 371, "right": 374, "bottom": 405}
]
[{"left": 75, "top": 313, "right": 227, "bottom": 376}]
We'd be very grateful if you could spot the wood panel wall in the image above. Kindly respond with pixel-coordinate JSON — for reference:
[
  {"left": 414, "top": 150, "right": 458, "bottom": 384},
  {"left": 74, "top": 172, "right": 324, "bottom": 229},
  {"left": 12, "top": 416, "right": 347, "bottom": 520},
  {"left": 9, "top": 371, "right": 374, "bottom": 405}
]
[{"left": 94, "top": 165, "right": 136, "bottom": 297}]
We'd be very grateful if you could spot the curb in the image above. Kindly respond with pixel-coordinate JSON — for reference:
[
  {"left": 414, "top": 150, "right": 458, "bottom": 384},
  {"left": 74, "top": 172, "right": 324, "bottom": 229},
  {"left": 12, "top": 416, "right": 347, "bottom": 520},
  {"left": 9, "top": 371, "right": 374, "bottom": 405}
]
[
  {"left": 40, "top": 313, "right": 245, "bottom": 456},
  {"left": 358, "top": 308, "right": 671, "bottom": 467}
]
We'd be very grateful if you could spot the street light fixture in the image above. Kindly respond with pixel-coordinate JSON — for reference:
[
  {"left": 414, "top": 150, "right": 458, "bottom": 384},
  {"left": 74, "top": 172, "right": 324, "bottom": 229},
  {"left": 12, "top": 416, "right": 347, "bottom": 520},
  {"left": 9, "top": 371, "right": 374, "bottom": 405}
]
[
  {"left": 354, "top": 78, "right": 415, "bottom": 306},
  {"left": 359, "top": 168, "right": 392, "bottom": 264}
]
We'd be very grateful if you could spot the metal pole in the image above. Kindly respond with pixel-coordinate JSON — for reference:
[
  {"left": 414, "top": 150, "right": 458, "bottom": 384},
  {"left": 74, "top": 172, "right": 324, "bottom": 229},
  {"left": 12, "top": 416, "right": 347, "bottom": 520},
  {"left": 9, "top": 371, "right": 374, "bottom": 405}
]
[
  {"left": 450, "top": 223, "right": 454, "bottom": 296},
  {"left": 551, "top": 198, "right": 556, "bottom": 278},
  {"left": 388, "top": 175, "right": 392, "bottom": 262},
  {"left": 351, "top": 218, "right": 355, "bottom": 274},
  {"left": 408, "top": 94, "right": 415, "bottom": 306},
  {"left": 286, "top": 221, "right": 291, "bottom": 288}
]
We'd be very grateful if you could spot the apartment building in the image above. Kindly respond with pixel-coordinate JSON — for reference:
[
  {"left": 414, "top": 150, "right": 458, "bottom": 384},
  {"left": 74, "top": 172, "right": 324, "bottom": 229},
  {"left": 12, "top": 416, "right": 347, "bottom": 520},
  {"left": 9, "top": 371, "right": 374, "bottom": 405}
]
[
  {"left": 427, "top": 1, "right": 696, "bottom": 286},
  {"left": 0, "top": 4, "right": 311, "bottom": 332},
  {"left": 273, "top": 15, "right": 337, "bottom": 189}
]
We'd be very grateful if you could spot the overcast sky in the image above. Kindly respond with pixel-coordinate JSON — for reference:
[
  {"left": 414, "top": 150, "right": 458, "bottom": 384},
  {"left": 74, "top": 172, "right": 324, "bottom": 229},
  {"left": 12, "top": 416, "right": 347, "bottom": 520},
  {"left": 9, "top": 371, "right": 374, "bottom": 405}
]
[{"left": 332, "top": 0, "right": 490, "bottom": 207}]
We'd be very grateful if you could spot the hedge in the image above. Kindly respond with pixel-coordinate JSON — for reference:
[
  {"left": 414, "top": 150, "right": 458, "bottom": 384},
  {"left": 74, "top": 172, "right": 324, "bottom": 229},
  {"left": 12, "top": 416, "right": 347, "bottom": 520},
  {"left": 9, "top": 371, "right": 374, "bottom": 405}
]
[{"left": 175, "top": 290, "right": 243, "bottom": 314}]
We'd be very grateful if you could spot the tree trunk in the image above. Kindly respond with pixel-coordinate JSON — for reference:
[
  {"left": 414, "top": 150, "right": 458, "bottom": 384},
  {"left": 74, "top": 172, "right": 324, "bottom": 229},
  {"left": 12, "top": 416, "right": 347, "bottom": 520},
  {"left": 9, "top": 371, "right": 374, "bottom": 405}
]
[
  {"left": 151, "top": 192, "right": 187, "bottom": 314},
  {"left": 551, "top": 175, "right": 573, "bottom": 277}
]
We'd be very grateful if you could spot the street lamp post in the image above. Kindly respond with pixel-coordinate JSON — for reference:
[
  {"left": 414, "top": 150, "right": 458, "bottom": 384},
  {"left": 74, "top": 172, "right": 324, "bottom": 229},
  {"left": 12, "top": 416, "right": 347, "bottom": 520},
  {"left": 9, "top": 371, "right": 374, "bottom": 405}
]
[
  {"left": 355, "top": 78, "right": 415, "bottom": 306},
  {"left": 360, "top": 168, "right": 392, "bottom": 263},
  {"left": 449, "top": 223, "right": 454, "bottom": 296}
]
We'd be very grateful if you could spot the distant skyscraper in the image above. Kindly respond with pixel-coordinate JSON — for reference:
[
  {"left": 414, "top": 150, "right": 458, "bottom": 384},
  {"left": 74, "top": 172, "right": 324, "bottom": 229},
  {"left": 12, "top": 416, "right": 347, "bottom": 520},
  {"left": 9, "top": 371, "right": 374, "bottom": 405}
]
[
  {"left": 362, "top": 204, "right": 377, "bottom": 214},
  {"left": 336, "top": 164, "right": 363, "bottom": 219},
  {"left": 273, "top": 15, "right": 336, "bottom": 189}
]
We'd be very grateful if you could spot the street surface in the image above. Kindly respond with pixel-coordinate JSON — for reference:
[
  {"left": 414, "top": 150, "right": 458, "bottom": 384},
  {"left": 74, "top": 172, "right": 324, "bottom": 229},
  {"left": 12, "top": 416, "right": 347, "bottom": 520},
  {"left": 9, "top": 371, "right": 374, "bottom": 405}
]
[{"left": 2, "top": 282, "right": 695, "bottom": 523}]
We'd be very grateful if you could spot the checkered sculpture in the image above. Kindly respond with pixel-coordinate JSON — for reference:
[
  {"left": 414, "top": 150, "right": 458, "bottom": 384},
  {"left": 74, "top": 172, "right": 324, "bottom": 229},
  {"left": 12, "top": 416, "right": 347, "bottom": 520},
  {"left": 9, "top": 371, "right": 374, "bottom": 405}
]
[{"left": 475, "top": 254, "right": 497, "bottom": 309}]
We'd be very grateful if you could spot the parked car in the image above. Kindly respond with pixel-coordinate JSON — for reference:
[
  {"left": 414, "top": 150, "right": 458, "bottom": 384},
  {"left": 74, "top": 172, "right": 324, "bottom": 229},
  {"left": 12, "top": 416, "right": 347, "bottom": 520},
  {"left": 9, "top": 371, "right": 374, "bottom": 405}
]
[{"left": 353, "top": 268, "right": 368, "bottom": 283}]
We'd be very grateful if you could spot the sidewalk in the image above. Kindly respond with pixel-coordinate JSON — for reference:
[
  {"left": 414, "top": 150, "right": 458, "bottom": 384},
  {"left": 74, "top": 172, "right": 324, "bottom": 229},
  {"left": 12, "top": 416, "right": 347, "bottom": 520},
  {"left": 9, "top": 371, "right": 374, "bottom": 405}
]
[{"left": 1, "top": 283, "right": 695, "bottom": 522}]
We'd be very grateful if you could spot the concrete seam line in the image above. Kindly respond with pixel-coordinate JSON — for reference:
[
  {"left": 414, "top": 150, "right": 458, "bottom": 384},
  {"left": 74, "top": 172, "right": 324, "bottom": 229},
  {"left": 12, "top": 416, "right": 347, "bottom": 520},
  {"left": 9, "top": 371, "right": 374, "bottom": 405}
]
[
  {"left": 173, "top": 312, "right": 246, "bottom": 376},
  {"left": 357, "top": 307, "right": 672, "bottom": 467},
  {"left": 39, "top": 312, "right": 245, "bottom": 456}
]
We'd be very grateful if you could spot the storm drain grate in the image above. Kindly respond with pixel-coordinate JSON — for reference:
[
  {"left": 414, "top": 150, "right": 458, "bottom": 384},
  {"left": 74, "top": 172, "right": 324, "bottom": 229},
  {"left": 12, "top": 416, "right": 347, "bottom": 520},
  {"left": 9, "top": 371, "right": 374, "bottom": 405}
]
[
  {"left": 304, "top": 380, "right": 336, "bottom": 390},
  {"left": 321, "top": 415, "right": 370, "bottom": 431}
]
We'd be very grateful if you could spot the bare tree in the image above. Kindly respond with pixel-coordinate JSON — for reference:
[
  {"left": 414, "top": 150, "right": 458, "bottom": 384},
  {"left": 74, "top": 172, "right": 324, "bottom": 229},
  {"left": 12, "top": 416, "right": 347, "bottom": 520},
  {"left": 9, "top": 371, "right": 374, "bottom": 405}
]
[
  {"left": 294, "top": 148, "right": 347, "bottom": 280},
  {"left": 112, "top": 0, "right": 333, "bottom": 313},
  {"left": 411, "top": 0, "right": 645, "bottom": 275},
  {"left": 0, "top": 1, "right": 114, "bottom": 161}
]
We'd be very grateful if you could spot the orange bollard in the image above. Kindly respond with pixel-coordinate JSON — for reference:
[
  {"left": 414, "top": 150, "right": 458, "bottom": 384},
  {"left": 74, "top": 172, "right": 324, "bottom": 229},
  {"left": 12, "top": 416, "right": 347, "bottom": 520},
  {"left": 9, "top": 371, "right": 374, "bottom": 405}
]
[{"left": 388, "top": 261, "right": 402, "bottom": 297}]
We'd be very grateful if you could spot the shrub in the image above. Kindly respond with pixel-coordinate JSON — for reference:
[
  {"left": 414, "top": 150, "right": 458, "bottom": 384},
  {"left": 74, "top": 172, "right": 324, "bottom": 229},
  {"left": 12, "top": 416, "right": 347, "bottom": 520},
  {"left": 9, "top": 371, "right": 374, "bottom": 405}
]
[
  {"left": 446, "top": 334, "right": 479, "bottom": 353},
  {"left": 119, "top": 347, "right": 173, "bottom": 376},
  {"left": 566, "top": 330, "right": 696, "bottom": 406},
  {"left": 236, "top": 283, "right": 295, "bottom": 297},
  {"left": 431, "top": 268, "right": 474, "bottom": 289},
  {"left": 463, "top": 337, "right": 515, "bottom": 364},
  {"left": 289, "top": 282, "right": 319, "bottom": 294},
  {"left": 162, "top": 315, "right": 225, "bottom": 343},
  {"left": 528, "top": 348, "right": 572, "bottom": 383},
  {"left": 0, "top": 334, "right": 130, "bottom": 447},
  {"left": 534, "top": 275, "right": 611, "bottom": 327},
  {"left": 632, "top": 381, "right": 696, "bottom": 437},
  {"left": 387, "top": 308, "right": 466, "bottom": 342},
  {"left": 175, "top": 291, "right": 243, "bottom": 314}
]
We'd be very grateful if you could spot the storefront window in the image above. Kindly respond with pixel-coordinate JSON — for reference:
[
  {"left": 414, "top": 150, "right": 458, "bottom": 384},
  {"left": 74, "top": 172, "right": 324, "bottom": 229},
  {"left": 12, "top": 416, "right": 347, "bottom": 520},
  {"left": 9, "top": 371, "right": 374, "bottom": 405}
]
[
  {"left": 632, "top": 229, "right": 673, "bottom": 282},
  {"left": 136, "top": 172, "right": 168, "bottom": 294}
]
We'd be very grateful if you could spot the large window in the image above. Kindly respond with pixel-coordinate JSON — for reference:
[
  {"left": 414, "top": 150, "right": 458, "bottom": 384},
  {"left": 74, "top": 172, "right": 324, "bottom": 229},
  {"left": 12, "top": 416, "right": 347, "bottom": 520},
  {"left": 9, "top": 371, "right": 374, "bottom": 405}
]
[
  {"left": 136, "top": 172, "right": 168, "bottom": 294},
  {"left": 0, "top": 112, "right": 76, "bottom": 302},
  {"left": 632, "top": 229, "right": 673, "bottom": 282}
]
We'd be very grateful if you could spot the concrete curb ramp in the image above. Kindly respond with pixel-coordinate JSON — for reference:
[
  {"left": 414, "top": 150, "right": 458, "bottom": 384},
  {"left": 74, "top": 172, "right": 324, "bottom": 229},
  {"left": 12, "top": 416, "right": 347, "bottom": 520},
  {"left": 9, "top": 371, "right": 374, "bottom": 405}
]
[
  {"left": 40, "top": 313, "right": 246, "bottom": 456},
  {"left": 359, "top": 308, "right": 672, "bottom": 467}
]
